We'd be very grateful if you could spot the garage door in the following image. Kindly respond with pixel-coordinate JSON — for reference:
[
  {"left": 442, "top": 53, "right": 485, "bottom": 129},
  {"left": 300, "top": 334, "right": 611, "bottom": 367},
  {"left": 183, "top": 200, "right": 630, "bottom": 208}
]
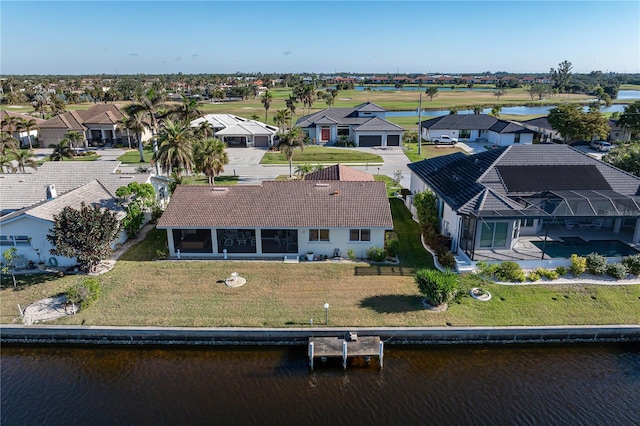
[
  {"left": 387, "top": 135, "right": 400, "bottom": 146},
  {"left": 254, "top": 136, "right": 269, "bottom": 147},
  {"left": 359, "top": 135, "right": 382, "bottom": 147}
]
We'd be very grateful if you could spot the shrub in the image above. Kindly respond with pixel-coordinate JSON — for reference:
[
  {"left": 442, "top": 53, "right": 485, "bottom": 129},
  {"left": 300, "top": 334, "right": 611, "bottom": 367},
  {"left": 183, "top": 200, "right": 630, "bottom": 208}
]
[
  {"left": 438, "top": 251, "right": 456, "bottom": 270},
  {"left": 366, "top": 247, "right": 387, "bottom": 262},
  {"left": 494, "top": 262, "right": 525, "bottom": 282},
  {"left": 476, "top": 261, "right": 498, "bottom": 278},
  {"left": 606, "top": 263, "right": 628, "bottom": 279},
  {"left": 527, "top": 270, "right": 541, "bottom": 282},
  {"left": 555, "top": 266, "right": 568, "bottom": 276},
  {"left": 346, "top": 249, "right": 355, "bottom": 261},
  {"left": 415, "top": 268, "right": 459, "bottom": 306},
  {"left": 622, "top": 254, "right": 640, "bottom": 275},
  {"left": 570, "top": 254, "right": 586, "bottom": 277},
  {"left": 385, "top": 232, "right": 399, "bottom": 258},
  {"left": 585, "top": 253, "right": 607, "bottom": 276},
  {"left": 539, "top": 268, "right": 559, "bottom": 280},
  {"left": 66, "top": 277, "right": 101, "bottom": 309}
]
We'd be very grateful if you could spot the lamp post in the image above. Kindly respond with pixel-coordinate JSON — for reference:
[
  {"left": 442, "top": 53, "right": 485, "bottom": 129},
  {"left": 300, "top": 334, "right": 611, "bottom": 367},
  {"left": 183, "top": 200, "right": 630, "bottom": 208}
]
[{"left": 324, "top": 302, "right": 330, "bottom": 325}]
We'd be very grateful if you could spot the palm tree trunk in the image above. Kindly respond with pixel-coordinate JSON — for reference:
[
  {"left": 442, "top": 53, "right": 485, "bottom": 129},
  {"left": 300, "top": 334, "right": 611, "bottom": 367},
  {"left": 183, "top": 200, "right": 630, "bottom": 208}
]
[
  {"left": 289, "top": 158, "right": 293, "bottom": 178},
  {"left": 137, "top": 132, "right": 145, "bottom": 162}
]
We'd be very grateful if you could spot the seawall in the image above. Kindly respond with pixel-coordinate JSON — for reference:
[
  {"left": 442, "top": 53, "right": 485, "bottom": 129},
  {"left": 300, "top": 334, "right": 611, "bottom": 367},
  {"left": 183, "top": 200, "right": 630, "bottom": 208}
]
[{"left": 2, "top": 324, "right": 639, "bottom": 346}]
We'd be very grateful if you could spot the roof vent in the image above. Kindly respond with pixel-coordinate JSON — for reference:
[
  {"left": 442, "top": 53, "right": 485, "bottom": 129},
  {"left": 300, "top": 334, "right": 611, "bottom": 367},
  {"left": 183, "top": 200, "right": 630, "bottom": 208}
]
[
  {"left": 46, "top": 184, "right": 57, "bottom": 200},
  {"left": 211, "top": 187, "right": 228, "bottom": 192},
  {"left": 314, "top": 183, "right": 330, "bottom": 187},
  {"left": 119, "top": 175, "right": 134, "bottom": 179}
]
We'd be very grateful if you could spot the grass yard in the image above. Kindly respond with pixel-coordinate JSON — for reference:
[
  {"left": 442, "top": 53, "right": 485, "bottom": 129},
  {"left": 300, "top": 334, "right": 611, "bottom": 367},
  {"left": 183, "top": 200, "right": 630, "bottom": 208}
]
[
  {"left": 117, "top": 148, "right": 154, "bottom": 164},
  {"left": 402, "top": 141, "right": 466, "bottom": 162},
  {"left": 179, "top": 175, "right": 239, "bottom": 185},
  {"left": 42, "top": 154, "right": 100, "bottom": 162},
  {"left": 260, "top": 146, "right": 383, "bottom": 165}
]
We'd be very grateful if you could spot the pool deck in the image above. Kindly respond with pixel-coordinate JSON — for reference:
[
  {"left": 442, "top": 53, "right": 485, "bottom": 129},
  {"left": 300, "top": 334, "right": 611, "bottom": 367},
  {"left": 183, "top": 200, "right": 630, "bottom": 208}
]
[{"left": 472, "top": 224, "right": 639, "bottom": 262}]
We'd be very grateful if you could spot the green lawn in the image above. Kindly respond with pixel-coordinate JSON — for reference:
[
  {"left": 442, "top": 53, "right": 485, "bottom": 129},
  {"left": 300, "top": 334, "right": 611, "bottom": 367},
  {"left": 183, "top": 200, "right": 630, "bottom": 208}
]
[
  {"left": 260, "top": 146, "right": 383, "bottom": 165},
  {"left": 179, "top": 175, "right": 239, "bottom": 185},
  {"left": 402, "top": 141, "right": 466, "bottom": 162},
  {"left": 42, "top": 154, "right": 100, "bottom": 162},
  {"left": 117, "top": 148, "right": 154, "bottom": 164}
]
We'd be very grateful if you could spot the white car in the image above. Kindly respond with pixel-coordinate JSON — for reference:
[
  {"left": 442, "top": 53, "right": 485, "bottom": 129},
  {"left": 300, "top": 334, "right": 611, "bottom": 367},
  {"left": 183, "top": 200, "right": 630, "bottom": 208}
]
[
  {"left": 590, "top": 140, "right": 612, "bottom": 152},
  {"left": 432, "top": 135, "right": 458, "bottom": 145}
]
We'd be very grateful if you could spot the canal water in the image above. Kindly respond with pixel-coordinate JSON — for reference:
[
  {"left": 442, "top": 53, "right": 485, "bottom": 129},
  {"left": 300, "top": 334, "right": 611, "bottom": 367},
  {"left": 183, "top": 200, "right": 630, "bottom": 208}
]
[{"left": 2, "top": 343, "right": 639, "bottom": 425}]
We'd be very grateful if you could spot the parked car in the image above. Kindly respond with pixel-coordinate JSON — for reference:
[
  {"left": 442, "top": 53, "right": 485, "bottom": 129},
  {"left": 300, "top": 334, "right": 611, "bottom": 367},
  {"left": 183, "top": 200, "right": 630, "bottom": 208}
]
[
  {"left": 590, "top": 140, "right": 612, "bottom": 152},
  {"left": 431, "top": 135, "right": 458, "bottom": 145}
]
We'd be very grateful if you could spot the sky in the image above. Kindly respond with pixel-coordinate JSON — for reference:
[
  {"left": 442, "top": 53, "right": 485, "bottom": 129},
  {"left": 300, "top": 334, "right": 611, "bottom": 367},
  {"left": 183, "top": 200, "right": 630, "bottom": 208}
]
[{"left": 1, "top": 0, "right": 639, "bottom": 75}]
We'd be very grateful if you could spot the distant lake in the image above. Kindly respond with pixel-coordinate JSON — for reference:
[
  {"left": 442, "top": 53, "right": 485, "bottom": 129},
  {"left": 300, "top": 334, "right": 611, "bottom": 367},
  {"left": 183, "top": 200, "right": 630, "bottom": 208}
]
[
  {"left": 617, "top": 90, "right": 640, "bottom": 100},
  {"left": 386, "top": 104, "right": 629, "bottom": 117},
  {"left": 352, "top": 86, "right": 494, "bottom": 92}
]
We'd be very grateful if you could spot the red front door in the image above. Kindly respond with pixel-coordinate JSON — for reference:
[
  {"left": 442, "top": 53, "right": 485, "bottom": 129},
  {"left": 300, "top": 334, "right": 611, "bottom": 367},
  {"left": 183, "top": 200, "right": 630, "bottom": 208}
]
[{"left": 321, "top": 128, "right": 330, "bottom": 141}]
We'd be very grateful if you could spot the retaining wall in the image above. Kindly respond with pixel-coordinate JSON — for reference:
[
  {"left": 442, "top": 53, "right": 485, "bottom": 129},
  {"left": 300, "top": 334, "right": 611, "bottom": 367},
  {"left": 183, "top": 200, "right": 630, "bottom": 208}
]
[{"left": 2, "top": 325, "right": 639, "bottom": 346}]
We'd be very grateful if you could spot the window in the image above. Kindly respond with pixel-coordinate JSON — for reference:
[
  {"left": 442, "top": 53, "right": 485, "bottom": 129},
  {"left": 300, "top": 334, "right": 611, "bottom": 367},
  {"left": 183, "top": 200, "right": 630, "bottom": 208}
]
[
  {"left": 309, "top": 229, "right": 330, "bottom": 242},
  {"left": 349, "top": 229, "right": 371, "bottom": 242},
  {"left": 514, "top": 133, "right": 521, "bottom": 143},
  {"left": 520, "top": 218, "right": 535, "bottom": 227},
  {"left": 0, "top": 235, "right": 30, "bottom": 246},
  {"left": 337, "top": 126, "right": 350, "bottom": 136},
  {"left": 459, "top": 129, "right": 471, "bottom": 139}
]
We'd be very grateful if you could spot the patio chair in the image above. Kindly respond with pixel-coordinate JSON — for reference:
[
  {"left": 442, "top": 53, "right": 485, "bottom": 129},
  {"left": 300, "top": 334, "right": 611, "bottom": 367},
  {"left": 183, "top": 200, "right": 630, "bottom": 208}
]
[{"left": 224, "top": 238, "right": 234, "bottom": 247}]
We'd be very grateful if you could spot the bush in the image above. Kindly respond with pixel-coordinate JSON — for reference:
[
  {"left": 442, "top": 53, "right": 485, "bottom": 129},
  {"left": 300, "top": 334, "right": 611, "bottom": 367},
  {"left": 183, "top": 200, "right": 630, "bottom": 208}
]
[
  {"left": 415, "top": 268, "right": 459, "bottom": 306},
  {"left": 494, "top": 262, "right": 525, "bottom": 282},
  {"left": 438, "top": 251, "right": 456, "bottom": 269},
  {"left": 539, "top": 268, "right": 559, "bottom": 280},
  {"left": 527, "top": 270, "right": 541, "bottom": 282},
  {"left": 555, "top": 266, "right": 568, "bottom": 276},
  {"left": 476, "top": 261, "right": 499, "bottom": 278},
  {"left": 585, "top": 252, "right": 607, "bottom": 275},
  {"left": 385, "top": 232, "right": 399, "bottom": 258},
  {"left": 347, "top": 249, "right": 356, "bottom": 261},
  {"left": 366, "top": 247, "right": 387, "bottom": 262},
  {"left": 570, "top": 254, "right": 586, "bottom": 277},
  {"left": 606, "top": 263, "right": 628, "bottom": 279},
  {"left": 66, "top": 277, "right": 101, "bottom": 309},
  {"left": 622, "top": 254, "right": 640, "bottom": 275}
]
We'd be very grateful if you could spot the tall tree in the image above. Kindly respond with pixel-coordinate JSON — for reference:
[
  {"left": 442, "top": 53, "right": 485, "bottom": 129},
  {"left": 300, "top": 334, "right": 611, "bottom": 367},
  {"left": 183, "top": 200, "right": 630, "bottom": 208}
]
[
  {"left": 50, "top": 139, "right": 74, "bottom": 161},
  {"left": 118, "top": 110, "right": 150, "bottom": 161},
  {"left": 124, "top": 88, "right": 166, "bottom": 154},
  {"left": 489, "top": 106, "right": 502, "bottom": 118},
  {"left": 153, "top": 119, "right": 195, "bottom": 177},
  {"left": 170, "top": 95, "right": 203, "bottom": 123},
  {"left": 547, "top": 104, "right": 609, "bottom": 143},
  {"left": 277, "top": 127, "right": 305, "bottom": 178},
  {"left": 493, "top": 89, "right": 507, "bottom": 101},
  {"left": 47, "top": 202, "right": 121, "bottom": 272},
  {"left": 527, "top": 83, "right": 551, "bottom": 101},
  {"left": 64, "top": 130, "right": 85, "bottom": 149},
  {"left": 602, "top": 143, "right": 640, "bottom": 177},
  {"left": 286, "top": 95, "right": 297, "bottom": 128},
  {"left": 261, "top": 90, "right": 273, "bottom": 123},
  {"left": 0, "top": 132, "right": 19, "bottom": 155},
  {"left": 193, "top": 138, "right": 229, "bottom": 184},
  {"left": 16, "top": 118, "right": 39, "bottom": 149},
  {"left": 550, "top": 60, "right": 573, "bottom": 93},
  {"left": 10, "top": 148, "right": 38, "bottom": 173},
  {"left": 273, "top": 109, "right": 290, "bottom": 132},
  {"left": 618, "top": 100, "right": 640, "bottom": 138},
  {"left": 426, "top": 87, "right": 439, "bottom": 101}
]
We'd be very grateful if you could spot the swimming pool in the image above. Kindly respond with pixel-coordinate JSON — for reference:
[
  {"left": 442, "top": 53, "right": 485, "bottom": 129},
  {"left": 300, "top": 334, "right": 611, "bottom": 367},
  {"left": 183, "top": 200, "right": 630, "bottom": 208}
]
[{"left": 531, "top": 239, "right": 639, "bottom": 258}]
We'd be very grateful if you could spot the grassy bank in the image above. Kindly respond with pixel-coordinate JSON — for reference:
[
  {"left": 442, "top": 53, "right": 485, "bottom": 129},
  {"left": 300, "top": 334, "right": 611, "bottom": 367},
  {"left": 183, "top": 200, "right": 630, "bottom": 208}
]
[{"left": 260, "top": 146, "right": 383, "bottom": 164}]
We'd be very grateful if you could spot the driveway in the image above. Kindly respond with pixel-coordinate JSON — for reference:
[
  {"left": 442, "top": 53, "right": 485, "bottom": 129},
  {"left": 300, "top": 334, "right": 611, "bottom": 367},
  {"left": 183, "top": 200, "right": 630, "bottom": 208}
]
[{"left": 338, "top": 146, "right": 412, "bottom": 188}]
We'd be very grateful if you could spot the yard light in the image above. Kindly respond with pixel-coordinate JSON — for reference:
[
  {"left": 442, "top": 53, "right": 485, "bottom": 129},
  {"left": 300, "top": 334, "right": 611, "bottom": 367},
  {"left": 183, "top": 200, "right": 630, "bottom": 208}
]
[{"left": 324, "top": 302, "right": 330, "bottom": 325}]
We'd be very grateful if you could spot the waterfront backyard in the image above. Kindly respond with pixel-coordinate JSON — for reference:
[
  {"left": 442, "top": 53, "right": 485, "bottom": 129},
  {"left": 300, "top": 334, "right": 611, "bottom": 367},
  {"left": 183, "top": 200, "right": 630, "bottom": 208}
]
[{"left": 2, "top": 200, "right": 639, "bottom": 327}]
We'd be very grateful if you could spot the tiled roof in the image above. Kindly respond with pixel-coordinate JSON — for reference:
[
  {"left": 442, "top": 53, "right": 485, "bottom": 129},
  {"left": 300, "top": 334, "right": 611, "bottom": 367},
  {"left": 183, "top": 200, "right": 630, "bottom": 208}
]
[
  {"left": 354, "top": 102, "right": 386, "bottom": 112},
  {"left": 79, "top": 104, "right": 124, "bottom": 124},
  {"left": 215, "top": 121, "right": 278, "bottom": 136},
  {"left": 519, "top": 116, "right": 553, "bottom": 130},
  {"left": 410, "top": 145, "right": 640, "bottom": 217},
  {"left": 296, "top": 102, "right": 392, "bottom": 129},
  {"left": 0, "top": 111, "right": 46, "bottom": 131},
  {"left": 420, "top": 114, "right": 533, "bottom": 134},
  {"left": 304, "top": 164, "right": 375, "bottom": 181},
  {"left": 1, "top": 180, "right": 125, "bottom": 224},
  {"left": 0, "top": 162, "right": 150, "bottom": 214},
  {"left": 39, "top": 110, "right": 86, "bottom": 130},
  {"left": 353, "top": 116, "right": 404, "bottom": 132},
  {"left": 157, "top": 181, "right": 393, "bottom": 229}
]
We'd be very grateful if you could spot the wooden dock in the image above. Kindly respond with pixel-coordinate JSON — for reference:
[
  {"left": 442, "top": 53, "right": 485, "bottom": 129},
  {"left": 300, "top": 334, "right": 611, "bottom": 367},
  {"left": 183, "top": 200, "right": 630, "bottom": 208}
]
[{"left": 308, "top": 335, "right": 383, "bottom": 370}]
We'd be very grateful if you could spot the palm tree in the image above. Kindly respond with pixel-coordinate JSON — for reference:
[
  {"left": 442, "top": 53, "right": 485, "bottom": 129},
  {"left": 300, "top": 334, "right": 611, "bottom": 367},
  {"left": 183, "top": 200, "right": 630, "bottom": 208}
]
[
  {"left": 0, "top": 132, "right": 19, "bottom": 155},
  {"left": 10, "top": 148, "right": 38, "bottom": 173},
  {"left": 171, "top": 95, "right": 203, "bottom": 124},
  {"left": 490, "top": 106, "right": 502, "bottom": 118},
  {"left": 273, "top": 109, "right": 290, "bottom": 132},
  {"left": 64, "top": 130, "right": 85, "bottom": 149},
  {"left": 16, "top": 118, "right": 39, "bottom": 150},
  {"left": 49, "top": 95, "right": 67, "bottom": 116},
  {"left": 194, "top": 138, "right": 229, "bottom": 185},
  {"left": 286, "top": 95, "right": 297, "bottom": 128},
  {"left": 0, "top": 155, "right": 16, "bottom": 173},
  {"left": 50, "top": 139, "right": 74, "bottom": 161},
  {"left": 196, "top": 120, "right": 215, "bottom": 140},
  {"left": 118, "top": 111, "right": 150, "bottom": 160},
  {"left": 250, "top": 114, "right": 260, "bottom": 121},
  {"left": 261, "top": 90, "right": 273, "bottom": 123},
  {"left": 277, "top": 127, "right": 305, "bottom": 178},
  {"left": 294, "top": 163, "right": 313, "bottom": 179},
  {"left": 124, "top": 88, "right": 166, "bottom": 154},
  {"left": 153, "top": 119, "right": 195, "bottom": 178}
]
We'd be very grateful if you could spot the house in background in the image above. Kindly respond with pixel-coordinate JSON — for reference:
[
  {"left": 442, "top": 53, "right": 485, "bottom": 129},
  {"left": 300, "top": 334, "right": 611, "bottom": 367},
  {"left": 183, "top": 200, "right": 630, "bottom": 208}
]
[
  {"left": 0, "top": 111, "right": 45, "bottom": 148},
  {"left": 518, "top": 116, "right": 563, "bottom": 143},
  {"left": 190, "top": 114, "right": 278, "bottom": 148},
  {"left": 419, "top": 114, "right": 535, "bottom": 146},
  {"left": 608, "top": 119, "right": 632, "bottom": 142},
  {"left": 407, "top": 145, "right": 640, "bottom": 269},
  {"left": 157, "top": 181, "right": 393, "bottom": 260},
  {"left": 0, "top": 180, "right": 126, "bottom": 269},
  {"left": 295, "top": 102, "right": 404, "bottom": 147},
  {"left": 304, "top": 164, "right": 374, "bottom": 181}
]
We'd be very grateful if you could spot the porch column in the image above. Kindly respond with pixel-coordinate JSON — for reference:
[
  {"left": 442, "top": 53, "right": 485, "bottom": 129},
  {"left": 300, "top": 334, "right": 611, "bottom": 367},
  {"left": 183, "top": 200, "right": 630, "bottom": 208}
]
[
  {"left": 613, "top": 218, "right": 622, "bottom": 234},
  {"left": 382, "top": 133, "right": 388, "bottom": 147},
  {"left": 210, "top": 229, "right": 218, "bottom": 253},
  {"left": 101, "top": 130, "right": 107, "bottom": 140},
  {"left": 633, "top": 219, "right": 640, "bottom": 243},
  {"left": 255, "top": 229, "right": 262, "bottom": 254},
  {"left": 167, "top": 230, "right": 176, "bottom": 256}
]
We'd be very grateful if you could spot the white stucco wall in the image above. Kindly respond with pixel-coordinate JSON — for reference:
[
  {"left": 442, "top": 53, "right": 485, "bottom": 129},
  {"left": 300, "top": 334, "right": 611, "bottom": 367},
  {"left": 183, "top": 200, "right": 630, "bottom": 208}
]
[{"left": 1, "top": 216, "right": 74, "bottom": 267}]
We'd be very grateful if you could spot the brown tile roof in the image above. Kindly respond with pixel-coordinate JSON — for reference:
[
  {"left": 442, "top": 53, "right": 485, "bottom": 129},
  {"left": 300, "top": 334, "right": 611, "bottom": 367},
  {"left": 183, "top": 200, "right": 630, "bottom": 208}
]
[
  {"left": 0, "top": 111, "right": 46, "bottom": 131},
  {"left": 305, "top": 164, "right": 374, "bottom": 181},
  {"left": 39, "top": 110, "right": 86, "bottom": 130},
  {"left": 79, "top": 104, "right": 124, "bottom": 124},
  {"left": 157, "top": 181, "right": 392, "bottom": 229}
]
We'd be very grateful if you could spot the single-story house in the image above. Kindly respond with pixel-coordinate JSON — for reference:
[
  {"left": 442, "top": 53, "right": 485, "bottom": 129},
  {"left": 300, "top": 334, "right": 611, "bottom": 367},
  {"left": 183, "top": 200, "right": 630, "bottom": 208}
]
[
  {"left": 608, "top": 119, "right": 632, "bottom": 142},
  {"left": 156, "top": 181, "right": 393, "bottom": 259},
  {"left": 190, "top": 114, "right": 278, "bottom": 148},
  {"left": 0, "top": 111, "right": 45, "bottom": 148},
  {"left": 38, "top": 104, "right": 144, "bottom": 148},
  {"left": 0, "top": 180, "right": 126, "bottom": 269},
  {"left": 420, "top": 114, "right": 535, "bottom": 146},
  {"left": 407, "top": 145, "right": 640, "bottom": 268},
  {"left": 295, "top": 102, "right": 404, "bottom": 147},
  {"left": 304, "top": 164, "right": 374, "bottom": 181},
  {"left": 518, "top": 116, "right": 563, "bottom": 143}
]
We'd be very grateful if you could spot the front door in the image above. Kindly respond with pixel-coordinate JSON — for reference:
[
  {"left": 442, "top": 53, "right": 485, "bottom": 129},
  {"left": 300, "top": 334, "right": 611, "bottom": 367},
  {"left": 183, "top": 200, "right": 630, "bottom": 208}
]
[{"left": 321, "top": 128, "right": 330, "bottom": 142}]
